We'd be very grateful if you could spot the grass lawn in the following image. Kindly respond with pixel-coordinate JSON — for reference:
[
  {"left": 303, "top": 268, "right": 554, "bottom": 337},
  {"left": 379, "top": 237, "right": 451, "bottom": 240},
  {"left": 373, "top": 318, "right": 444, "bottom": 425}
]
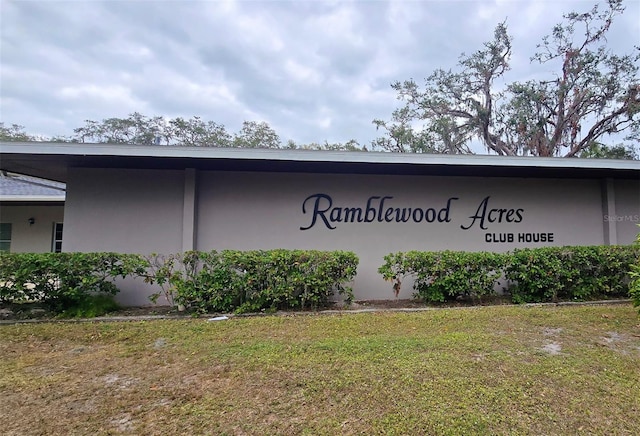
[{"left": 1, "top": 304, "right": 639, "bottom": 435}]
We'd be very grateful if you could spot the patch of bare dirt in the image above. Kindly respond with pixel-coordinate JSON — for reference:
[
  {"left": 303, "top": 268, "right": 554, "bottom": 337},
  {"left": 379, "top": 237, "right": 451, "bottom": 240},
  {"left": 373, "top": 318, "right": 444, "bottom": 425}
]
[
  {"left": 0, "top": 303, "right": 183, "bottom": 322},
  {"left": 0, "top": 295, "right": 629, "bottom": 322},
  {"left": 108, "top": 305, "right": 181, "bottom": 317},
  {"left": 351, "top": 295, "right": 514, "bottom": 310}
]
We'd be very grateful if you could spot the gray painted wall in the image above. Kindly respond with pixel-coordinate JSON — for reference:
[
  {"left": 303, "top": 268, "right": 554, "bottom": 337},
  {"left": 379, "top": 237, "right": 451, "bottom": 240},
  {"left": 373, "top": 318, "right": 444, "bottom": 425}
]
[
  {"left": 64, "top": 168, "right": 185, "bottom": 254},
  {"left": 0, "top": 204, "right": 64, "bottom": 252},
  {"left": 613, "top": 179, "right": 640, "bottom": 244},
  {"left": 62, "top": 168, "right": 639, "bottom": 305},
  {"left": 197, "top": 172, "right": 607, "bottom": 301},
  {"left": 64, "top": 168, "right": 185, "bottom": 305}
]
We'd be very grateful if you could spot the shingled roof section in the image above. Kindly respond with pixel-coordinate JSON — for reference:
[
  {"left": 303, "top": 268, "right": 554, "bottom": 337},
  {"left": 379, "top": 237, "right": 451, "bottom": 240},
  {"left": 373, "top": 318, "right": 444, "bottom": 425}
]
[{"left": 0, "top": 171, "right": 65, "bottom": 198}]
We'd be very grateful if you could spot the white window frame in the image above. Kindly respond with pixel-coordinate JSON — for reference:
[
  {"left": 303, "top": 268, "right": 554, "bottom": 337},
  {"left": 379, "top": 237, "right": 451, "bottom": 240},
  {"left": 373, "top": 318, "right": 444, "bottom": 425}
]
[
  {"left": 52, "top": 222, "right": 63, "bottom": 253},
  {"left": 0, "top": 223, "right": 11, "bottom": 252}
]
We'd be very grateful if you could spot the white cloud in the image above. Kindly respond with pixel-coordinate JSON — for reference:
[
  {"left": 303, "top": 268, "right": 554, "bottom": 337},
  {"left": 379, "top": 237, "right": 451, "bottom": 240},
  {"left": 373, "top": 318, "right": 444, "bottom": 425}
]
[
  {"left": 1, "top": 0, "right": 638, "bottom": 147},
  {"left": 283, "top": 59, "right": 323, "bottom": 85},
  {"left": 58, "top": 84, "right": 129, "bottom": 102}
]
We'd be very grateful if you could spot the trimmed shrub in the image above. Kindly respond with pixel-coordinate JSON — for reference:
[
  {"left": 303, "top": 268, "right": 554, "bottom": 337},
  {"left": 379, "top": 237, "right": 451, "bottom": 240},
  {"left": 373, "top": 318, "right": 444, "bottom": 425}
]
[
  {"left": 504, "top": 246, "right": 639, "bottom": 303},
  {"left": 0, "top": 252, "right": 146, "bottom": 313},
  {"left": 141, "top": 249, "right": 359, "bottom": 313},
  {"left": 143, "top": 251, "right": 242, "bottom": 312},
  {"left": 628, "top": 230, "right": 640, "bottom": 312},
  {"left": 379, "top": 250, "right": 505, "bottom": 303},
  {"left": 380, "top": 245, "right": 640, "bottom": 304},
  {"left": 503, "top": 247, "right": 568, "bottom": 303}
]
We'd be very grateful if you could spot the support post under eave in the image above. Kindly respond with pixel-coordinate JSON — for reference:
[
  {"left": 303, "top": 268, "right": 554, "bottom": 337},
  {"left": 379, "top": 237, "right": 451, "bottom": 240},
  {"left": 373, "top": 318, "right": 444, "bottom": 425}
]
[
  {"left": 182, "top": 168, "right": 198, "bottom": 252},
  {"left": 601, "top": 178, "right": 617, "bottom": 246}
]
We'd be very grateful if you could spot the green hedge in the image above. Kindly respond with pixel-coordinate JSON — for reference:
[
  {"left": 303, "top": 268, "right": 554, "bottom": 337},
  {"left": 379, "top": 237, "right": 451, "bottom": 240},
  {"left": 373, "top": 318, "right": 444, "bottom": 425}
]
[
  {"left": 505, "top": 246, "right": 638, "bottom": 303},
  {"left": 379, "top": 246, "right": 640, "bottom": 304},
  {"left": 0, "top": 250, "right": 358, "bottom": 315},
  {"left": 0, "top": 252, "right": 146, "bottom": 313},
  {"left": 141, "top": 250, "right": 359, "bottom": 313},
  {"left": 628, "top": 231, "right": 640, "bottom": 312},
  {"left": 378, "top": 250, "right": 505, "bottom": 303}
]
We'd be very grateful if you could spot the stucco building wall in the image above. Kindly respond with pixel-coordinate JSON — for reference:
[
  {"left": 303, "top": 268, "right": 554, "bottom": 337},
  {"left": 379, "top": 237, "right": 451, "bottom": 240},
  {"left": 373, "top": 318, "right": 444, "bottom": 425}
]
[
  {"left": 197, "top": 171, "right": 607, "bottom": 301},
  {"left": 63, "top": 168, "right": 185, "bottom": 305},
  {"left": 613, "top": 179, "right": 640, "bottom": 244},
  {"left": 61, "top": 167, "right": 639, "bottom": 305},
  {"left": 0, "top": 204, "right": 64, "bottom": 253}
]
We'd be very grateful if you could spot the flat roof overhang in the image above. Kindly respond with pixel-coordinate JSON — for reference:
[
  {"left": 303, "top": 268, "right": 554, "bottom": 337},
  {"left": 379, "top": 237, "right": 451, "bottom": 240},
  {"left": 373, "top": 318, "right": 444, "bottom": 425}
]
[
  {"left": 0, "top": 199, "right": 65, "bottom": 207},
  {"left": 1, "top": 142, "right": 639, "bottom": 183},
  {"left": 0, "top": 195, "right": 65, "bottom": 202}
]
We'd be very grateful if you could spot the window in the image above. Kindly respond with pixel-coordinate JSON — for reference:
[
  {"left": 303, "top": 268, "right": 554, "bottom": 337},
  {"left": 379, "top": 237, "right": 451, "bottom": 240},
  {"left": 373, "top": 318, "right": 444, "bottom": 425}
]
[
  {"left": 0, "top": 223, "right": 11, "bottom": 252},
  {"left": 52, "top": 223, "right": 63, "bottom": 253}
]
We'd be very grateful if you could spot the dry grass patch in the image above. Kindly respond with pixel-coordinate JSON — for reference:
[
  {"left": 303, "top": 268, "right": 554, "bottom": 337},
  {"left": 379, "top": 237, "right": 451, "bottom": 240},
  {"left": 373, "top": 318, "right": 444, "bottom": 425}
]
[{"left": 1, "top": 305, "right": 639, "bottom": 435}]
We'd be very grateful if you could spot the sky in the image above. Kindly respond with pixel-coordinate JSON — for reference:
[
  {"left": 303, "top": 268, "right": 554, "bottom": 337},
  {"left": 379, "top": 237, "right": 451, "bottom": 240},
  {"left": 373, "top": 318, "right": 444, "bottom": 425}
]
[{"left": 1, "top": 0, "right": 639, "bottom": 147}]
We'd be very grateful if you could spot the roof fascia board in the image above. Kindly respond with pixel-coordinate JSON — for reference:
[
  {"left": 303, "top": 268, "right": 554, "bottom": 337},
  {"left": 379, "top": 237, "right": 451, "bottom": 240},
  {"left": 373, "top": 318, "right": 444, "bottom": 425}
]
[
  {"left": 2, "top": 142, "right": 639, "bottom": 172},
  {"left": 0, "top": 195, "right": 66, "bottom": 202}
]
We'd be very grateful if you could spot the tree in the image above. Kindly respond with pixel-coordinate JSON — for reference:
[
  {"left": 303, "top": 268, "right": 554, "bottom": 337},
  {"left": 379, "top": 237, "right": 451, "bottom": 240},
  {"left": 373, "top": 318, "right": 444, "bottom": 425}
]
[
  {"left": 372, "top": 106, "right": 470, "bottom": 153},
  {"left": 2, "top": 115, "right": 367, "bottom": 151},
  {"left": 73, "top": 114, "right": 249, "bottom": 147},
  {"left": 232, "top": 121, "right": 280, "bottom": 149},
  {"left": 73, "top": 113, "right": 167, "bottom": 145},
  {"left": 168, "top": 117, "right": 232, "bottom": 147},
  {"left": 375, "top": 0, "right": 639, "bottom": 157},
  {"left": 579, "top": 142, "right": 637, "bottom": 159},
  {"left": 0, "top": 123, "right": 34, "bottom": 142},
  {"left": 293, "top": 139, "right": 366, "bottom": 151}
]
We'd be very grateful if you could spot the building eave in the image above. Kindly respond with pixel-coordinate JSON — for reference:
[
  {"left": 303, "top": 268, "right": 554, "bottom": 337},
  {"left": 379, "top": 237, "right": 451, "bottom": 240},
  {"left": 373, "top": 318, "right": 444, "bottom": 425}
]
[
  {"left": 1, "top": 142, "right": 639, "bottom": 182},
  {"left": 0, "top": 195, "right": 66, "bottom": 202}
]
